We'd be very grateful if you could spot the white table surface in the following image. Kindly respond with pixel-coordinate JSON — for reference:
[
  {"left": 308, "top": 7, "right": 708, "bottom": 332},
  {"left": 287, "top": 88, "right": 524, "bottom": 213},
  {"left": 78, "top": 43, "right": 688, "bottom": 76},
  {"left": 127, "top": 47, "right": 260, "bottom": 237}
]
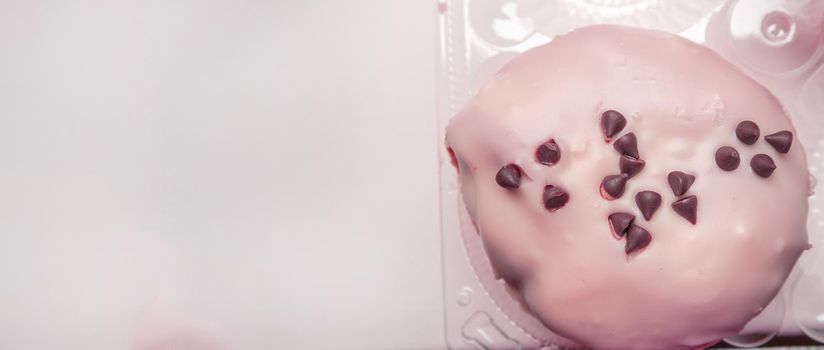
[{"left": 0, "top": 1, "right": 444, "bottom": 349}]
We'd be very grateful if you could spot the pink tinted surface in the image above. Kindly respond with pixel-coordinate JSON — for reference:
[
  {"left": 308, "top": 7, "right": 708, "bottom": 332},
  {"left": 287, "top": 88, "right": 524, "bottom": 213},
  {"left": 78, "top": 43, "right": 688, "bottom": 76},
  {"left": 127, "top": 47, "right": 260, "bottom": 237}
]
[{"left": 446, "top": 25, "right": 811, "bottom": 350}]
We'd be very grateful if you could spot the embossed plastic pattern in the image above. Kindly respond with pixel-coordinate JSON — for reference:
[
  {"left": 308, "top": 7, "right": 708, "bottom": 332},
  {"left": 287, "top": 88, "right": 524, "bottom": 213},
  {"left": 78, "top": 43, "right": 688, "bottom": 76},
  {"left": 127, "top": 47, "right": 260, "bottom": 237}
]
[{"left": 436, "top": 0, "right": 824, "bottom": 349}]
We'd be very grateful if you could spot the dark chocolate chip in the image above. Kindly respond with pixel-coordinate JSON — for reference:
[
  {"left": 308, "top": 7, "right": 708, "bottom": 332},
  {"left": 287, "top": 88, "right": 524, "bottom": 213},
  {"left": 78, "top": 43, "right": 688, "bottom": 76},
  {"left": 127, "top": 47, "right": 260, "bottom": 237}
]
[
  {"left": 635, "top": 190, "right": 662, "bottom": 221},
  {"left": 601, "top": 174, "right": 629, "bottom": 200},
  {"left": 667, "top": 171, "right": 696, "bottom": 196},
  {"left": 536, "top": 139, "right": 561, "bottom": 166},
  {"left": 619, "top": 155, "right": 646, "bottom": 179},
  {"left": 671, "top": 195, "right": 698, "bottom": 224},
  {"left": 715, "top": 146, "right": 740, "bottom": 171},
  {"left": 735, "top": 120, "right": 760, "bottom": 145},
  {"left": 750, "top": 154, "right": 776, "bottom": 178},
  {"left": 608, "top": 212, "right": 635, "bottom": 238},
  {"left": 601, "top": 110, "right": 627, "bottom": 140},
  {"left": 765, "top": 130, "right": 793, "bottom": 154},
  {"left": 613, "top": 133, "right": 639, "bottom": 159},
  {"left": 543, "top": 185, "right": 569, "bottom": 212},
  {"left": 625, "top": 225, "right": 652, "bottom": 255},
  {"left": 495, "top": 164, "right": 522, "bottom": 189}
]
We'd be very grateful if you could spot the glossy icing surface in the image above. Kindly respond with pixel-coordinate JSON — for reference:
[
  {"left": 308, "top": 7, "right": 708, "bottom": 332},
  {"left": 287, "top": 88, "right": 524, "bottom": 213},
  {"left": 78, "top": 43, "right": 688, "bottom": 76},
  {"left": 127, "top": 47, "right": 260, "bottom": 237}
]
[{"left": 445, "top": 25, "right": 810, "bottom": 350}]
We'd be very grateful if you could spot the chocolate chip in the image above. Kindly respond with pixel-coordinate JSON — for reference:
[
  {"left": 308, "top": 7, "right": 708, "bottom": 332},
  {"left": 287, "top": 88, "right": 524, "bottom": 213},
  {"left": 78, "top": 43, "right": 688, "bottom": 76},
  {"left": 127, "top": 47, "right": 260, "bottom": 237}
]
[
  {"left": 715, "top": 146, "right": 740, "bottom": 171},
  {"left": 608, "top": 212, "right": 635, "bottom": 238},
  {"left": 619, "top": 155, "right": 645, "bottom": 179},
  {"left": 751, "top": 154, "right": 776, "bottom": 178},
  {"left": 625, "top": 225, "right": 652, "bottom": 255},
  {"left": 735, "top": 120, "right": 760, "bottom": 145},
  {"left": 601, "top": 174, "right": 629, "bottom": 200},
  {"left": 613, "top": 133, "right": 639, "bottom": 159},
  {"left": 543, "top": 185, "right": 569, "bottom": 211},
  {"left": 536, "top": 139, "right": 561, "bottom": 166},
  {"left": 765, "top": 130, "right": 793, "bottom": 154},
  {"left": 635, "top": 190, "right": 662, "bottom": 221},
  {"left": 671, "top": 195, "right": 697, "bottom": 224},
  {"left": 495, "top": 164, "right": 522, "bottom": 189},
  {"left": 667, "top": 171, "right": 695, "bottom": 196},
  {"left": 601, "top": 110, "right": 627, "bottom": 140}
]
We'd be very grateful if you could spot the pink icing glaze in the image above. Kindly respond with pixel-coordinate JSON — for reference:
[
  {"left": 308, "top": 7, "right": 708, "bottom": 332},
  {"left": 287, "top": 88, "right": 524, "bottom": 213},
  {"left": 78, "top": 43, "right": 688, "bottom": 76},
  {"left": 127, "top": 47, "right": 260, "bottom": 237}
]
[{"left": 445, "top": 25, "right": 810, "bottom": 350}]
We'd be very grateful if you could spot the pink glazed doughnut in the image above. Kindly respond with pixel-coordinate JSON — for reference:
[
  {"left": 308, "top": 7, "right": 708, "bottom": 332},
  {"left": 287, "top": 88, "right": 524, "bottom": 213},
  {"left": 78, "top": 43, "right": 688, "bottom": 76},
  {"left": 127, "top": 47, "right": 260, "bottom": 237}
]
[{"left": 445, "top": 25, "right": 811, "bottom": 350}]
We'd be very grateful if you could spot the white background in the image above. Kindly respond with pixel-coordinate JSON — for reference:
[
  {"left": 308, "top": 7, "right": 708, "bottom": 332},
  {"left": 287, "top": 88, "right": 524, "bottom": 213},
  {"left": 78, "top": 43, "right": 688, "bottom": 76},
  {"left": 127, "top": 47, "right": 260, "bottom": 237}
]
[{"left": 0, "top": 1, "right": 444, "bottom": 349}]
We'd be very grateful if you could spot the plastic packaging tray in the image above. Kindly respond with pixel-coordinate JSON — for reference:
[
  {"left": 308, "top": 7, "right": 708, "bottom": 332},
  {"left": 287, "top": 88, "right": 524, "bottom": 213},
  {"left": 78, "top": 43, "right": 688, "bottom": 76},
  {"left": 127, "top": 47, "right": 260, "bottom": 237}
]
[{"left": 436, "top": 0, "right": 824, "bottom": 348}]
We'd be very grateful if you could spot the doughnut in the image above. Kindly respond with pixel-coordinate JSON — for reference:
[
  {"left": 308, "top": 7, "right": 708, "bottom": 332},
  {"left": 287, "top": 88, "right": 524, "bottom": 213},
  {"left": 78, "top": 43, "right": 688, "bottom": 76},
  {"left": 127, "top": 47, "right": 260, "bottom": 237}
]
[{"left": 445, "top": 25, "right": 811, "bottom": 349}]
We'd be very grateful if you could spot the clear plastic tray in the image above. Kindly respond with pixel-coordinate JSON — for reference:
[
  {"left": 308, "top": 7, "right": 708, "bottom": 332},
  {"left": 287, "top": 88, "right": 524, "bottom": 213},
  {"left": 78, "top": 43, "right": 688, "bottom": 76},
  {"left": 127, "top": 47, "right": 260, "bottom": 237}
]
[{"left": 436, "top": 0, "right": 824, "bottom": 348}]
